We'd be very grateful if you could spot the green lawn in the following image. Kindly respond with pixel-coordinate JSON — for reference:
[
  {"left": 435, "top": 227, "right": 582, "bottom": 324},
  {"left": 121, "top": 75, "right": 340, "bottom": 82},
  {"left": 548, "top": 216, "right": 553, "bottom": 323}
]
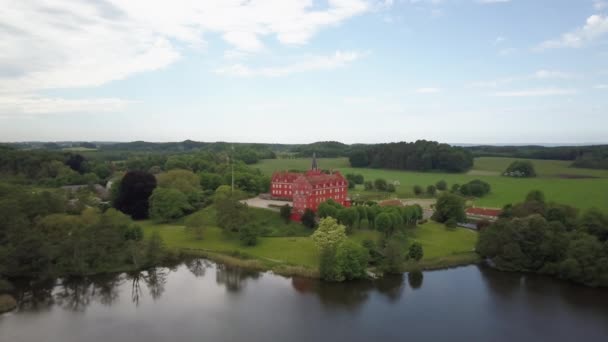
[
  {"left": 141, "top": 209, "right": 479, "bottom": 270},
  {"left": 406, "top": 221, "right": 477, "bottom": 259},
  {"left": 254, "top": 157, "right": 608, "bottom": 210},
  {"left": 471, "top": 157, "right": 608, "bottom": 178},
  {"left": 255, "top": 157, "right": 350, "bottom": 174}
]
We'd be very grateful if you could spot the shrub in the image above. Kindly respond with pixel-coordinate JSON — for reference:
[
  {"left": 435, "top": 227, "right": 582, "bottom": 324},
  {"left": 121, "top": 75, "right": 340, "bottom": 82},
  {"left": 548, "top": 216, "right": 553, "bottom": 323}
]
[
  {"left": 301, "top": 208, "right": 317, "bottom": 229},
  {"left": 459, "top": 179, "right": 491, "bottom": 197},
  {"left": 503, "top": 160, "right": 537, "bottom": 178},
  {"left": 407, "top": 242, "right": 424, "bottom": 262},
  {"left": 413, "top": 185, "right": 423, "bottom": 195},
  {"left": 436, "top": 180, "right": 447, "bottom": 191},
  {"left": 374, "top": 178, "right": 388, "bottom": 191},
  {"left": 426, "top": 185, "right": 437, "bottom": 196}
]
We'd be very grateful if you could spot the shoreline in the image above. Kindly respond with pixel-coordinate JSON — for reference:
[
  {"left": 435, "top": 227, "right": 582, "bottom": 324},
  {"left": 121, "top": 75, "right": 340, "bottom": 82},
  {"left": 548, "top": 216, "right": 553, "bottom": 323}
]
[{"left": 177, "top": 248, "right": 481, "bottom": 279}]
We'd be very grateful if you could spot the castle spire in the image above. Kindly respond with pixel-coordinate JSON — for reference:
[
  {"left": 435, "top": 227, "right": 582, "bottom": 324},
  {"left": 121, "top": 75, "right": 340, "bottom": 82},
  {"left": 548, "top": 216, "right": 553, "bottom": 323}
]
[{"left": 311, "top": 152, "right": 318, "bottom": 171}]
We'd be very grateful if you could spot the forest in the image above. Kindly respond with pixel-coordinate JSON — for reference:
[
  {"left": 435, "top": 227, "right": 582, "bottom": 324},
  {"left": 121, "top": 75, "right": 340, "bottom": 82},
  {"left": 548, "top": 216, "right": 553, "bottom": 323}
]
[
  {"left": 349, "top": 140, "right": 474, "bottom": 172},
  {"left": 477, "top": 191, "right": 608, "bottom": 287}
]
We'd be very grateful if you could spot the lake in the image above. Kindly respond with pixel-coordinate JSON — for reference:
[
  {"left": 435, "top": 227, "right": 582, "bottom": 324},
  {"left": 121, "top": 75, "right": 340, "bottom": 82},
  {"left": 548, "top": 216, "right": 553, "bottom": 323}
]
[{"left": 1, "top": 261, "right": 607, "bottom": 342}]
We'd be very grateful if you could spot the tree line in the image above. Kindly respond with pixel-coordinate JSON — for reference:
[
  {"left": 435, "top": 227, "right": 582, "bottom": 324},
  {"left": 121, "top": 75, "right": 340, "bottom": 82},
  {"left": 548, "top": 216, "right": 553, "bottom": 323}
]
[
  {"left": 477, "top": 191, "right": 608, "bottom": 287},
  {"left": 349, "top": 140, "right": 474, "bottom": 173}
]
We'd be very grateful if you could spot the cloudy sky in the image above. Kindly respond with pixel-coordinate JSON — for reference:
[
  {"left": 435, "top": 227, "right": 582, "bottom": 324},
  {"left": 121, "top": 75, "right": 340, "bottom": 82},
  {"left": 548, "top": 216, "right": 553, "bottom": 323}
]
[{"left": 1, "top": 0, "right": 607, "bottom": 144}]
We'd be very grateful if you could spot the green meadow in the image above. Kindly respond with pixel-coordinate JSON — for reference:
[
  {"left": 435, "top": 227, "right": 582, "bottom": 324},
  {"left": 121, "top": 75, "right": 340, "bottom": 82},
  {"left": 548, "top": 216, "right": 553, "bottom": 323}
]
[
  {"left": 142, "top": 208, "right": 478, "bottom": 272},
  {"left": 255, "top": 157, "right": 608, "bottom": 210}
]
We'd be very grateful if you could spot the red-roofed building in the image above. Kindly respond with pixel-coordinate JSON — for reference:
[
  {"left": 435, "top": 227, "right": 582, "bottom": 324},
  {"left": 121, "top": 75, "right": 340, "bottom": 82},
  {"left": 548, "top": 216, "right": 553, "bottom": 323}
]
[
  {"left": 270, "top": 171, "right": 300, "bottom": 200},
  {"left": 271, "top": 154, "right": 349, "bottom": 220},
  {"left": 466, "top": 207, "right": 502, "bottom": 221}
]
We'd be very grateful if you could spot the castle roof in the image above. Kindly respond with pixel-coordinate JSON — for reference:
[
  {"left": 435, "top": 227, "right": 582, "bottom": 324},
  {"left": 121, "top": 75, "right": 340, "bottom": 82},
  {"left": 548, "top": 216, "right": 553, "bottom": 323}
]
[
  {"left": 271, "top": 171, "right": 300, "bottom": 182},
  {"left": 295, "top": 170, "right": 346, "bottom": 186}
]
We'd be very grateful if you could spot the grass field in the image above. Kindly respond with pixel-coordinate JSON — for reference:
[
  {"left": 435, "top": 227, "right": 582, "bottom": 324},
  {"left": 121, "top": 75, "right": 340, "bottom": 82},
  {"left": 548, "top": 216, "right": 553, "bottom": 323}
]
[
  {"left": 141, "top": 208, "right": 479, "bottom": 272},
  {"left": 61, "top": 147, "right": 98, "bottom": 152},
  {"left": 255, "top": 157, "right": 608, "bottom": 210}
]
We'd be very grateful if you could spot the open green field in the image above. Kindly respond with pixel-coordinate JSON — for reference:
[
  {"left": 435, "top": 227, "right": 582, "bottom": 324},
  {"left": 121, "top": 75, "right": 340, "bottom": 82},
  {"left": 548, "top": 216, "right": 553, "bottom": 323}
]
[
  {"left": 255, "top": 157, "right": 608, "bottom": 210},
  {"left": 471, "top": 157, "right": 608, "bottom": 178},
  {"left": 141, "top": 208, "right": 478, "bottom": 271},
  {"left": 61, "top": 147, "right": 98, "bottom": 152}
]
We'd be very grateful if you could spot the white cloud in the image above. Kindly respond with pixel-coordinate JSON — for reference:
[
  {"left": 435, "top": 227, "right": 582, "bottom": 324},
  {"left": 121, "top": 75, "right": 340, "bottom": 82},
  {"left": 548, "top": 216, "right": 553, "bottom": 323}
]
[
  {"left": 494, "top": 36, "right": 506, "bottom": 45},
  {"left": 594, "top": 1, "right": 608, "bottom": 10},
  {"left": 0, "top": 0, "right": 370, "bottom": 114},
  {"left": 0, "top": 0, "right": 369, "bottom": 93},
  {"left": 491, "top": 88, "right": 578, "bottom": 97},
  {"left": 595, "top": 84, "right": 608, "bottom": 89},
  {"left": 416, "top": 87, "right": 442, "bottom": 94},
  {"left": 537, "top": 14, "right": 608, "bottom": 50},
  {"left": 477, "top": 0, "right": 511, "bottom": 4},
  {"left": 214, "top": 50, "right": 362, "bottom": 77},
  {"left": 470, "top": 70, "right": 579, "bottom": 88},
  {"left": 0, "top": 96, "right": 131, "bottom": 114}
]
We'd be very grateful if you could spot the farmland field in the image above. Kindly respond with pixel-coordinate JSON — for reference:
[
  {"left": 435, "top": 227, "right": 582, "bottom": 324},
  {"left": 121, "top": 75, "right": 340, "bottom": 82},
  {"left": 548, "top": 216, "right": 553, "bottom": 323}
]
[{"left": 255, "top": 157, "right": 608, "bottom": 210}]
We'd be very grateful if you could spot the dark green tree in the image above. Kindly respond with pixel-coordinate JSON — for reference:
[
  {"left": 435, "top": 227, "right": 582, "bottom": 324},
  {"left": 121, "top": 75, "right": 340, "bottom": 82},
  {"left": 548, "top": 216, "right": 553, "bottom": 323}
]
[{"left": 432, "top": 193, "right": 466, "bottom": 223}]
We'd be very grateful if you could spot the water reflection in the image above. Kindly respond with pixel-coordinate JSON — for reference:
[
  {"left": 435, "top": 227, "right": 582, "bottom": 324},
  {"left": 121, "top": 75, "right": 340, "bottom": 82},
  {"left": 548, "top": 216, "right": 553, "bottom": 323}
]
[
  {"left": 215, "top": 264, "right": 261, "bottom": 293},
  {"left": 185, "top": 258, "right": 212, "bottom": 278},
  {"left": 291, "top": 273, "right": 406, "bottom": 310},
  {"left": 407, "top": 271, "right": 423, "bottom": 289},
  {"left": 4, "top": 261, "right": 608, "bottom": 342}
]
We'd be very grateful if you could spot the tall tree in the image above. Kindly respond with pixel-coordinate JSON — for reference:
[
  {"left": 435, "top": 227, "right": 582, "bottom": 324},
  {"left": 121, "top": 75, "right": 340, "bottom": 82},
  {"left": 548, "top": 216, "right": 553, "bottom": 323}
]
[{"left": 114, "top": 171, "right": 157, "bottom": 220}]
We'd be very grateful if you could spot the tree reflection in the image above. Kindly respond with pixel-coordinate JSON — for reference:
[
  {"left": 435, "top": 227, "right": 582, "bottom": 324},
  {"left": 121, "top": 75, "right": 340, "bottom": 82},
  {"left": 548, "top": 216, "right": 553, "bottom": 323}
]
[
  {"left": 291, "top": 274, "right": 406, "bottom": 310},
  {"left": 54, "top": 277, "right": 93, "bottom": 312},
  {"left": 144, "top": 267, "right": 169, "bottom": 300},
  {"left": 127, "top": 271, "right": 144, "bottom": 306},
  {"left": 90, "top": 273, "right": 124, "bottom": 306},
  {"left": 12, "top": 278, "right": 56, "bottom": 312},
  {"left": 407, "top": 271, "right": 423, "bottom": 290},
  {"left": 185, "top": 258, "right": 211, "bottom": 278},
  {"left": 377, "top": 273, "right": 406, "bottom": 300},
  {"left": 215, "top": 264, "right": 260, "bottom": 293},
  {"left": 478, "top": 264, "right": 522, "bottom": 300}
]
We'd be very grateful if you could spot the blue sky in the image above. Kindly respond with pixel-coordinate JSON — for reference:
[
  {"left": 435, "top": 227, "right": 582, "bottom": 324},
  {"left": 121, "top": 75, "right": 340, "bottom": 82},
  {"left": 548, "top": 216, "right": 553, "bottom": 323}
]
[{"left": 1, "top": 0, "right": 607, "bottom": 144}]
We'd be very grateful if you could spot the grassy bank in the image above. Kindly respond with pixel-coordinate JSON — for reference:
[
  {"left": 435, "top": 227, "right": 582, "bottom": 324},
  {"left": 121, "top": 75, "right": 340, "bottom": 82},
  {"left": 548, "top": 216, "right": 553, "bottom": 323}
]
[
  {"left": 141, "top": 208, "right": 479, "bottom": 278},
  {"left": 255, "top": 157, "right": 608, "bottom": 210}
]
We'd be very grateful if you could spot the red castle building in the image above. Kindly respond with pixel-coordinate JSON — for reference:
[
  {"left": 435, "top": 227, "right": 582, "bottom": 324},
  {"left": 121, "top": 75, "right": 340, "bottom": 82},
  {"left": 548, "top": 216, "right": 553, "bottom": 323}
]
[{"left": 271, "top": 154, "right": 349, "bottom": 220}]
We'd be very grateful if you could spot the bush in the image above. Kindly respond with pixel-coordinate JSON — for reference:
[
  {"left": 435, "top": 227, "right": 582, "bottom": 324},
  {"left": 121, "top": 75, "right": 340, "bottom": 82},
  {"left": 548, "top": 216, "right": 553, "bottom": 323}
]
[
  {"left": 426, "top": 185, "right": 437, "bottom": 196},
  {"left": 387, "top": 183, "right": 396, "bottom": 193},
  {"left": 413, "top": 185, "right": 423, "bottom": 195},
  {"left": 436, "top": 180, "right": 447, "bottom": 191},
  {"left": 301, "top": 208, "right": 316, "bottom": 229},
  {"left": 503, "top": 160, "right": 537, "bottom": 178},
  {"left": 364, "top": 181, "right": 374, "bottom": 190},
  {"left": 239, "top": 225, "right": 259, "bottom": 246},
  {"left": 445, "top": 218, "right": 458, "bottom": 228},
  {"left": 459, "top": 179, "right": 491, "bottom": 197},
  {"left": 407, "top": 242, "right": 424, "bottom": 262},
  {"left": 280, "top": 204, "right": 292, "bottom": 223},
  {"left": 374, "top": 178, "right": 388, "bottom": 191}
]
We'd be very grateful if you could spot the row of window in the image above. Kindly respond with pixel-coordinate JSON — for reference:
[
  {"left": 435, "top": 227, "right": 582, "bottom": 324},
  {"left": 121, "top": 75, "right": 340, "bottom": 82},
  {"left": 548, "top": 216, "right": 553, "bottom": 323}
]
[{"left": 272, "top": 183, "right": 293, "bottom": 189}]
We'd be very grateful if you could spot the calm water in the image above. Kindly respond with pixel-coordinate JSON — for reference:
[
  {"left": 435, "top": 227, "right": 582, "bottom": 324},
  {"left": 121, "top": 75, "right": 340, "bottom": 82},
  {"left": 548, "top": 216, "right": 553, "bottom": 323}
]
[{"left": 1, "top": 261, "right": 607, "bottom": 342}]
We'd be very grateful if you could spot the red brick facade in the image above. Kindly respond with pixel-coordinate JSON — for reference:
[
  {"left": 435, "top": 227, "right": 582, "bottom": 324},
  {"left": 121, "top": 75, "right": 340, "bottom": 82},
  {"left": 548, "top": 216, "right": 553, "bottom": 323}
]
[
  {"left": 270, "top": 155, "right": 349, "bottom": 219},
  {"left": 292, "top": 170, "right": 349, "bottom": 215},
  {"left": 270, "top": 171, "right": 299, "bottom": 200}
]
